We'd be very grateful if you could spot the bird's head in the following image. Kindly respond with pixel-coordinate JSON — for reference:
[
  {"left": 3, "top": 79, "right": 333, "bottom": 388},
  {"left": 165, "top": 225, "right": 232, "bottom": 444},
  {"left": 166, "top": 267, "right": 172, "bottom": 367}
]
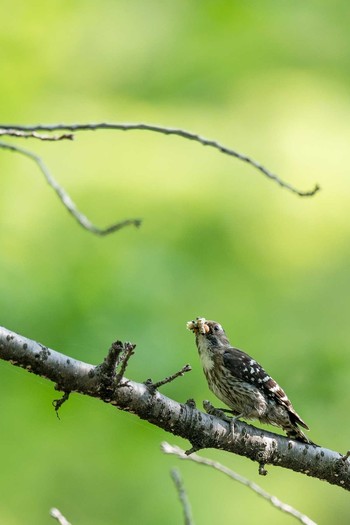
[{"left": 187, "top": 317, "right": 229, "bottom": 348}]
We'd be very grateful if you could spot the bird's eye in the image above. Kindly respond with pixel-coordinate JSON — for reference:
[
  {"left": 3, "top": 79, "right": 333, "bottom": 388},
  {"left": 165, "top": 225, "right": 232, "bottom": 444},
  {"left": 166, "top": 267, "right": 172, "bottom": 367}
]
[{"left": 213, "top": 324, "right": 221, "bottom": 332}]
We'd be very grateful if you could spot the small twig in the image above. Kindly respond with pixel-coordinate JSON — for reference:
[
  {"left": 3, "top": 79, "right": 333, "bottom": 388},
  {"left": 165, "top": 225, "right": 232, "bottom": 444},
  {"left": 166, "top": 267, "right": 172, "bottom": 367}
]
[
  {"left": 0, "top": 128, "right": 74, "bottom": 141},
  {"left": 161, "top": 443, "right": 318, "bottom": 525},
  {"left": 101, "top": 340, "right": 125, "bottom": 375},
  {"left": 52, "top": 391, "right": 70, "bottom": 419},
  {"left": 185, "top": 398, "right": 197, "bottom": 409},
  {"left": 1, "top": 122, "right": 320, "bottom": 197},
  {"left": 146, "top": 364, "right": 192, "bottom": 392},
  {"left": 258, "top": 463, "right": 268, "bottom": 476},
  {"left": 115, "top": 342, "right": 136, "bottom": 385},
  {"left": 0, "top": 140, "right": 141, "bottom": 235},
  {"left": 185, "top": 445, "right": 202, "bottom": 456},
  {"left": 50, "top": 507, "right": 71, "bottom": 525},
  {"left": 170, "top": 468, "right": 194, "bottom": 525},
  {"left": 340, "top": 450, "right": 350, "bottom": 462}
]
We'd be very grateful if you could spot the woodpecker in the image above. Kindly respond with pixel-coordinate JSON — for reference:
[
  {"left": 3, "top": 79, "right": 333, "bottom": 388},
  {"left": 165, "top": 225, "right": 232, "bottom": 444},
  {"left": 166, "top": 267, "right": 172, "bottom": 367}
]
[{"left": 187, "top": 317, "right": 313, "bottom": 444}]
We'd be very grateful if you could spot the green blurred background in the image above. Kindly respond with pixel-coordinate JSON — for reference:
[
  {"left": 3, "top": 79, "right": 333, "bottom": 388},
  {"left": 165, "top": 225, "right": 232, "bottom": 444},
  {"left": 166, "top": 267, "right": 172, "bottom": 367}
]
[{"left": 0, "top": 1, "right": 349, "bottom": 523}]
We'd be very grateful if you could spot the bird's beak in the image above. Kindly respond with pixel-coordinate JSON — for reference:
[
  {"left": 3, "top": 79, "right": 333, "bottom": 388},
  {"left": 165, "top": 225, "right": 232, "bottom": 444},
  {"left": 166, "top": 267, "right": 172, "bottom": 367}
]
[{"left": 186, "top": 317, "right": 210, "bottom": 335}]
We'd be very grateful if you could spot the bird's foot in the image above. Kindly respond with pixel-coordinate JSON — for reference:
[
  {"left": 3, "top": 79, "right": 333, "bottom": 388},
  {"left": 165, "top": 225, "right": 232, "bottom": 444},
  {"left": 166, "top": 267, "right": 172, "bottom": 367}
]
[
  {"left": 203, "top": 400, "right": 232, "bottom": 423},
  {"left": 229, "top": 414, "right": 243, "bottom": 436},
  {"left": 203, "top": 401, "right": 242, "bottom": 436}
]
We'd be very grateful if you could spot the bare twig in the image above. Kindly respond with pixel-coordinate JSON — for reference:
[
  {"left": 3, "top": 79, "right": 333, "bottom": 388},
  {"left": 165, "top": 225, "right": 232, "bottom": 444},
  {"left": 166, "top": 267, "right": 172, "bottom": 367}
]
[
  {"left": 258, "top": 463, "right": 268, "bottom": 476},
  {"left": 340, "top": 450, "right": 350, "bottom": 462},
  {"left": 162, "top": 443, "right": 317, "bottom": 525},
  {"left": 0, "top": 141, "right": 141, "bottom": 235},
  {"left": 101, "top": 340, "right": 125, "bottom": 374},
  {"left": 170, "top": 468, "right": 194, "bottom": 525},
  {"left": 145, "top": 364, "right": 192, "bottom": 392},
  {"left": 0, "top": 128, "right": 73, "bottom": 141},
  {"left": 50, "top": 508, "right": 71, "bottom": 525},
  {"left": 115, "top": 342, "right": 136, "bottom": 385},
  {"left": 1, "top": 122, "right": 320, "bottom": 197},
  {"left": 52, "top": 391, "right": 70, "bottom": 419}
]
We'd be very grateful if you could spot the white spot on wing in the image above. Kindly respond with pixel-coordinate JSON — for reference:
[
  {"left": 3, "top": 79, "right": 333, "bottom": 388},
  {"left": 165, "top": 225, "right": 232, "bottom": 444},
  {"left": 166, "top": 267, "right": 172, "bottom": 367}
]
[{"left": 280, "top": 395, "right": 288, "bottom": 401}]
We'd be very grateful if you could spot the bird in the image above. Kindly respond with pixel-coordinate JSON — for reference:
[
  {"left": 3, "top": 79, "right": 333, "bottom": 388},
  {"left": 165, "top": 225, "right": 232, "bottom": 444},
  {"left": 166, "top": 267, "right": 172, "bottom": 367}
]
[{"left": 187, "top": 317, "right": 313, "bottom": 444}]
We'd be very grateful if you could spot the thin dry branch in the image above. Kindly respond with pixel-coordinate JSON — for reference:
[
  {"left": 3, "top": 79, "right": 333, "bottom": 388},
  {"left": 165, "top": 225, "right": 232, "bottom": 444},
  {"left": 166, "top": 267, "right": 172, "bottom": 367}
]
[
  {"left": 340, "top": 450, "right": 350, "bottom": 462},
  {"left": 0, "top": 128, "right": 73, "bottom": 141},
  {"left": 50, "top": 508, "right": 71, "bottom": 525},
  {"left": 0, "top": 325, "right": 348, "bottom": 491},
  {"left": 145, "top": 364, "right": 192, "bottom": 393},
  {"left": 0, "top": 140, "right": 141, "bottom": 235},
  {"left": 115, "top": 342, "right": 136, "bottom": 385},
  {"left": 1, "top": 122, "right": 320, "bottom": 197},
  {"left": 170, "top": 468, "right": 194, "bottom": 525},
  {"left": 163, "top": 443, "right": 317, "bottom": 525}
]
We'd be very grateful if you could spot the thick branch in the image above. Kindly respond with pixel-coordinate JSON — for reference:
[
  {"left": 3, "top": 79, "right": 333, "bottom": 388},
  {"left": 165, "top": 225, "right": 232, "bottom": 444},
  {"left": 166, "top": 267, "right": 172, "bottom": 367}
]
[
  {"left": 0, "top": 122, "right": 319, "bottom": 197},
  {"left": 0, "top": 325, "right": 347, "bottom": 491}
]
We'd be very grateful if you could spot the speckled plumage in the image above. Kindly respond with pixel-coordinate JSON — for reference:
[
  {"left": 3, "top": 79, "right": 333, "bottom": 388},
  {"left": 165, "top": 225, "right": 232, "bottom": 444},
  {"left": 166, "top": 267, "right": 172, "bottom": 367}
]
[{"left": 188, "top": 318, "right": 312, "bottom": 444}]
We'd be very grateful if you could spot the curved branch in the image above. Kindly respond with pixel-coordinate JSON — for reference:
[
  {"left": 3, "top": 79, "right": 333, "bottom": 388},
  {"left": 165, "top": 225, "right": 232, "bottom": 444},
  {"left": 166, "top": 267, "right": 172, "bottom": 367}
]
[
  {"left": 0, "top": 325, "right": 347, "bottom": 491},
  {"left": 0, "top": 141, "right": 141, "bottom": 235},
  {"left": 0, "top": 128, "right": 74, "bottom": 141},
  {"left": 163, "top": 443, "right": 317, "bottom": 525},
  {"left": 1, "top": 122, "right": 320, "bottom": 197}
]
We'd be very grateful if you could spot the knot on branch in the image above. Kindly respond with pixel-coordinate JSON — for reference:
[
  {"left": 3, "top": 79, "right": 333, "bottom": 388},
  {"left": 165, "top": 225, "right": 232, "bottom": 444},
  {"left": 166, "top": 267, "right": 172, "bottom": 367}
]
[
  {"left": 334, "top": 451, "right": 350, "bottom": 482},
  {"left": 185, "top": 398, "right": 197, "bottom": 409}
]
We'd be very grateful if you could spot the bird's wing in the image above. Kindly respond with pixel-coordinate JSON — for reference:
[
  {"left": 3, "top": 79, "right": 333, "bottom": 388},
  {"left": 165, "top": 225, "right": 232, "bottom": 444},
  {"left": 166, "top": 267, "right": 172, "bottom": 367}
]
[{"left": 222, "top": 347, "right": 309, "bottom": 430}]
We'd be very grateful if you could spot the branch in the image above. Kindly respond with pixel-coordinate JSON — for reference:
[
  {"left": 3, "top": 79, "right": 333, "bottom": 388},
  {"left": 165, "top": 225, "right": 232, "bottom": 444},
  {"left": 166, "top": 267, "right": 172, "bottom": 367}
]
[
  {"left": 50, "top": 508, "right": 71, "bottom": 525},
  {"left": 0, "top": 141, "right": 141, "bottom": 235},
  {"left": 170, "top": 468, "right": 194, "bottom": 525},
  {"left": 115, "top": 342, "right": 136, "bottom": 385},
  {"left": 0, "top": 128, "right": 74, "bottom": 141},
  {"left": 1, "top": 122, "right": 320, "bottom": 197},
  {"left": 163, "top": 443, "right": 317, "bottom": 525},
  {"left": 145, "top": 364, "right": 192, "bottom": 393},
  {"left": 1, "top": 325, "right": 347, "bottom": 491}
]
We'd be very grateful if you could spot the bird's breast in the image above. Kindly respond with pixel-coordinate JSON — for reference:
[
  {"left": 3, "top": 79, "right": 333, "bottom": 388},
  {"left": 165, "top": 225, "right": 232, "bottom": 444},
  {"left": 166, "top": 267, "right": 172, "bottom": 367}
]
[{"left": 197, "top": 337, "right": 215, "bottom": 372}]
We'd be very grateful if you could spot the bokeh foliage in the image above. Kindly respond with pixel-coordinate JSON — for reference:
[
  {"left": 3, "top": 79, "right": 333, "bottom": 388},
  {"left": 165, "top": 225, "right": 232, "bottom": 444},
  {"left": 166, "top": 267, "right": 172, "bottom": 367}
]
[{"left": 0, "top": 1, "right": 350, "bottom": 524}]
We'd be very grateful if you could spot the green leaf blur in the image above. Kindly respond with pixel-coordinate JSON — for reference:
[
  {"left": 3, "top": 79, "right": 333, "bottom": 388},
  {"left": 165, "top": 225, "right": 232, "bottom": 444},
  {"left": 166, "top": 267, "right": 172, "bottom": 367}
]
[{"left": 0, "top": 2, "right": 349, "bottom": 524}]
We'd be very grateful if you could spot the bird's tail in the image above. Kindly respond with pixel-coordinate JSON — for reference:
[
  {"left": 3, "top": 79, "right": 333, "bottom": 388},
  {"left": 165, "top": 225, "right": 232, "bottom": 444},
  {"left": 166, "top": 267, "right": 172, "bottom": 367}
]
[{"left": 285, "top": 424, "right": 317, "bottom": 446}]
